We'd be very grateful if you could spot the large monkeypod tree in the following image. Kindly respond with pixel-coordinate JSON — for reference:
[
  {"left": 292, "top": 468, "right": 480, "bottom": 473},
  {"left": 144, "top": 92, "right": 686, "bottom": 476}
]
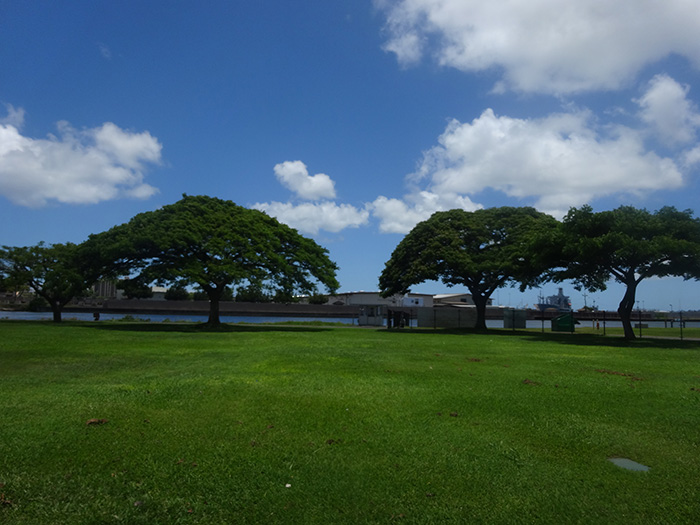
[
  {"left": 379, "top": 207, "right": 558, "bottom": 331},
  {"left": 556, "top": 205, "right": 700, "bottom": 339},
  {"left": 83, "top": 195, "right": 339, "bottom": 326}
]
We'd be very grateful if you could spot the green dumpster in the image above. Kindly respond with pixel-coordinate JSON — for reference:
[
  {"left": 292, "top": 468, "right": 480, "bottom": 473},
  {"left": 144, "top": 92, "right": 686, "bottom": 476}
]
[
  {"left": 551, "top": 312, "right": 579, "bottom": 332},
  {"left": 504, "top": 308, "right": 527, "bottom": 329}
]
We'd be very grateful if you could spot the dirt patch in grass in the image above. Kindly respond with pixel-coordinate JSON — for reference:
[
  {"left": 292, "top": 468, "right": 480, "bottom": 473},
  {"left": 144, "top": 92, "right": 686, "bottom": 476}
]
[{"left": 595, "top": 368, "right": 643, "bottom": 381}]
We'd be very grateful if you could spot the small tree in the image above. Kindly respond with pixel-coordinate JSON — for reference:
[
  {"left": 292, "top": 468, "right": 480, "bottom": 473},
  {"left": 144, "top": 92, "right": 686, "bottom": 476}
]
[
  {"left": 164, "top": 283, "right": 190, "bottom": 301},
  {"left": 0, "top": 277, "right": 29, "bottom": 306},
  {"left": 235, "top": 282, "right": 272, "bottom": 303},
  {"left": 380, "top": 207, "right": 558, "bottom": 330},
  {"left": 556, "top": 205, "right": 700, "bottom": 339},
  {"left": 307, "top": 293, "right": 328, "bottom": 305},
  {"left": 0, "top": 243, "right": 91, "bottom": 322}
]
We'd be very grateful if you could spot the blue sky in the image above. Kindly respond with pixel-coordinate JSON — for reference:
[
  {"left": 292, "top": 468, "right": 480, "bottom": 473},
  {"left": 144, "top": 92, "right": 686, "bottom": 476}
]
[{"left": 3, "top": 0, "right": 700, "bottom": 312}]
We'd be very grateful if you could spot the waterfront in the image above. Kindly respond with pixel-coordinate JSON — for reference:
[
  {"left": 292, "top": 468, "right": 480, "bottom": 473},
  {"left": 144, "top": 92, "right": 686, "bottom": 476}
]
[
  {"left": 0, "top": 310, "right": 358, "bottom": 324},
  {"left": 3, "top": 309, "right": 699, "bottom": 331}
]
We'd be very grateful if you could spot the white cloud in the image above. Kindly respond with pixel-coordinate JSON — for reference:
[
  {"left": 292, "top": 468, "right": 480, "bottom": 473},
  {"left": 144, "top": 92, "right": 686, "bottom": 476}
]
[
  {"left": 261, "top": 96, "right": 692, "bottom": 234},
  {"left": 382, "top": 30, "right": 423, "bottom": 66},
  {"left": 370, "top": 191, "right": 480, "bottom": 234},
  {"left": 254, "top": 161, "right": 367, "bottom": 234},
  {"left": 94, "top": 122, "right": 162, "bottom": 170},
  {"left": 636, "top": 74, "right": 700, "bottom": 146},
  {"left": 682, "top": 146, "right": 700, "bottom": 168},
  {"left": 97, "top": 43, "right": 112, "bottom": 60},
  {"left": 377, "top": 0, "right": 700, "bottom": 94},
  {"left": 253, "top": 200, "right": 369, "bottom": 235},
  {"left": 98, "top": 43, "right": 112, "bottom": 60},
  {"left": 0, "top": 110, "right": 161, "bottom": 207},
  {"left": 0, "top": 104, "right": 25, "bottom": 129},
  {"left": 370, "top": 195, "right": 429, "bottom": 234},
  {"left": 377, "top": 108, "right": 684, "bottom": 221},
  {"left": 273, "top": 160, "right": 336, "bottom": 200}
]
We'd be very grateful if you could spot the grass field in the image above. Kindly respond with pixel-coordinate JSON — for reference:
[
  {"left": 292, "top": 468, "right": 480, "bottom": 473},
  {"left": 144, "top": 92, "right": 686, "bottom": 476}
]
[{"left": 1, "top": 321, "right": 699, "bottom": 524}]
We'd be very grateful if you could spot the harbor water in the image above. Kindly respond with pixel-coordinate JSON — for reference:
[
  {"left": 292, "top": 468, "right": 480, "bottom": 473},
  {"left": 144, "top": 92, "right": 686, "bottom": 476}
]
[{"left": 2, "top": 311, "right": 698, "bottom": 330}]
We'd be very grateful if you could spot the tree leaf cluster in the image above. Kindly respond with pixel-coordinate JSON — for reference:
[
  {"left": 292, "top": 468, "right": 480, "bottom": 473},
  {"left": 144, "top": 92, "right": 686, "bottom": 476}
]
[
  {"left": 82, "top": 195, "right": 339, "bottom": 324},
  {"left": 380, "top": 207, "right": 558, "bottom": 330},
  {"left": 2, "top": 195, "right": 339, "bottom": 325},
  {"left": 554, "top": 205, "right": 700, "bottom": 338},
  {"left": 380, "top": 205, "right": 700, "bottom": 338},
  {"left": 557, "top": 205, "right": 700, "bottom": 289}
]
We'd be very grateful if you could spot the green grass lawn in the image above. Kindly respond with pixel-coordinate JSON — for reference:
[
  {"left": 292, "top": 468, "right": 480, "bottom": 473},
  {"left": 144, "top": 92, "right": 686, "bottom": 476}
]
[{"left": 1, "top": 321, "right": 699, "bottom": 524}]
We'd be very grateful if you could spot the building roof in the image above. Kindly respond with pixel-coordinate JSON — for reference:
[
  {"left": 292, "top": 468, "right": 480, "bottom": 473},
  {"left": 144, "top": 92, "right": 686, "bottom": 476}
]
[
  {"left": 433, "top": 293, "right": 472, "bottom": 300},
  {"left": 336, "top": 291, "right": 433, "bottom": 297}
]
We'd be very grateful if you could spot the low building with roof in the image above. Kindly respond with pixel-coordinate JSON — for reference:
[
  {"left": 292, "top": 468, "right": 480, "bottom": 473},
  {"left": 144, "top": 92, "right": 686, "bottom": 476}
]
[{"left": 326, "top": 291, "right": 433, "bottom": 326}]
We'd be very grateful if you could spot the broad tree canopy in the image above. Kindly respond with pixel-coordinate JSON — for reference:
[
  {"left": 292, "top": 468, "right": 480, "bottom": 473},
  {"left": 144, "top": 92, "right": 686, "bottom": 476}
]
[
  {"left": 556, "top": 205, "right": 700, "bottom": 339},
  {"left": 83, "top": 195, "right": 339, "bottom": 325},
  {"left": 0, "top": 242, "right": 91, "bottom": 322},
  {"left": 380, "top": 207, "right": 558, "bottom": 330}
]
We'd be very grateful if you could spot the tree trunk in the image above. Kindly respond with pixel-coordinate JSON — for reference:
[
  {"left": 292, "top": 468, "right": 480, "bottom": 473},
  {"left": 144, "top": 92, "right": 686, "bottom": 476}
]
[
  {"left": 472, "top": 294, "right": 489, "bottom": 331},
  {"left": 206, "top": 286, "right": 224, "bottom": 326},
  {"left": 51, "top": 301, "right": 62, "bottom": 323},
  {"left": 617, "top": 279, "right": 638, "bottom": 340},
  {"left": 207, "top": 297, "right": 221, "bottom": 326}
]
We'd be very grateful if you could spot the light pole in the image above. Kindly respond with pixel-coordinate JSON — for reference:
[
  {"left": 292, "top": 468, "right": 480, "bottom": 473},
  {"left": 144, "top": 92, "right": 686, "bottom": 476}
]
[
  {"left": 637, "top": 301, "right": 642, "bottom": 338},
  {"left": 669, "top": 304, "right": 676, "bottom": 333}
]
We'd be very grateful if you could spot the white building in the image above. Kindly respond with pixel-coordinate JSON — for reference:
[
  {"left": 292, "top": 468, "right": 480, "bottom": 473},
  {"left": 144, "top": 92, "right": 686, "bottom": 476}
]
[
  {"left": 328, "top": 291, "right": 433, "bottom": 308},
  {"left": 327, "top": 291, "right": 433, "bottom": 326}
]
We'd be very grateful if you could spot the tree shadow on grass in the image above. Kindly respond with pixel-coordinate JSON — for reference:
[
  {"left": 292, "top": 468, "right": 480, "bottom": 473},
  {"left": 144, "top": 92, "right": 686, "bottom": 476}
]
[
  {"left": 379, "top": 326, "right": 700, "bottom": 350},
  {"left": 82, "top": 321, "right": 335, "bottom": 334},
  {"left": 510, "top": 330, "right": 700, "bottom": 350}
]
